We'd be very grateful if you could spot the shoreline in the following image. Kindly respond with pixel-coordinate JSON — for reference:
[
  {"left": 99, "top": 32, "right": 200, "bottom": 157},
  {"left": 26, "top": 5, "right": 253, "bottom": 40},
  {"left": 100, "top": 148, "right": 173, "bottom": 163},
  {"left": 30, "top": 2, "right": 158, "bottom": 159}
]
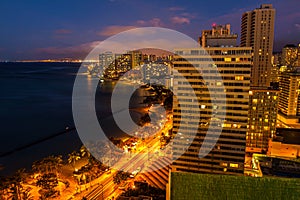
[
  {"left": 0, "top": 127, "right": 76, "bottom": 158},
  {"left": 0, "top": 77, "right": 150, "bottom": 176},
  {"left": 0, "top": 129, "right": 82, "bottom": 176},
  {"left": 0, "top": 107, "right": 149, "bottom": 177}
]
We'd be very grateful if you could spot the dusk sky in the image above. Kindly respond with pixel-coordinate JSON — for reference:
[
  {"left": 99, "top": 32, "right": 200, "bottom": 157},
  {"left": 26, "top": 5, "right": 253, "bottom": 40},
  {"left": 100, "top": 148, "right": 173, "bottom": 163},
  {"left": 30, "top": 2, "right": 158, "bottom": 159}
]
[{"left": 0, "top": 0, "right": 299, "bottom": 60}]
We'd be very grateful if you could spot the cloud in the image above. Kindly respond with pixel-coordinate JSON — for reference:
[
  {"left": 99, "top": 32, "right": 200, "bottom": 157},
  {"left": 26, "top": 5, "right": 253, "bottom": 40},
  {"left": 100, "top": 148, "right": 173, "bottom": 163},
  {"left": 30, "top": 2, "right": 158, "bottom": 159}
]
[
  {"left": 170, "top": 16, "right": 190, "bottom": 25},
  {"left": 180, "top": 12, "right": 197, "bottom": 19},
  {"left": 148, "top": 18, "right": 164, "bottom": 27},
  {"left": 54, "top": 29, "right": 72, "bottom": 34},
  {"left": 87, "top": 27, "right": 198, "bottom": 57},
  {"left": 35, "top": 27, "right": 201, "bottom": 59},
  {"left": 35, "top": 41, "right": 101, "bottom": 59},
  {"left": 169, "top": 6, "right": 185, "bottom": 11},
  {"left": 136, "top": 18, "right": 164, "bottom": 27},
  {"left": 98, "top": 18, "right": 165, "bottom": 37},
  {"left": 98, "top": 25, "right": 136, "bottom": 36},
  {"left": 295, "top": 24, "right": 300, "bottom": 31}
]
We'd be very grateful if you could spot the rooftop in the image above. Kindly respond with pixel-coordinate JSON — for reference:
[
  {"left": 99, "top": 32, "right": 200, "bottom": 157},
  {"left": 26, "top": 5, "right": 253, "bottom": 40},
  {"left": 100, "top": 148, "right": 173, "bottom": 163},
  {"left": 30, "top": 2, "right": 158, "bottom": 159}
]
[{"left": 169, "top": 172, "right": 300, "bottom": 200}]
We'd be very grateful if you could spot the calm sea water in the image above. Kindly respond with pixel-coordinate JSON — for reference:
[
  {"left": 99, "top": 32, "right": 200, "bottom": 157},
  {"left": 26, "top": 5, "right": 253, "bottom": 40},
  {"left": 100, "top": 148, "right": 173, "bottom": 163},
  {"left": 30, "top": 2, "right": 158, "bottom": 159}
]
[{"left": 0, "top": 62, "right": 146, "bottom": 175}]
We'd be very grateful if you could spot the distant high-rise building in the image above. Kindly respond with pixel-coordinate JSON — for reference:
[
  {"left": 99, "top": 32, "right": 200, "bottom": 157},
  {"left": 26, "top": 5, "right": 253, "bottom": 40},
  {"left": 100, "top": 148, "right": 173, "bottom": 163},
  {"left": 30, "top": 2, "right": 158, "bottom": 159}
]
[
  {"left": 99, "top": 51, "right": 143, "bottom": 78},
  {"left": 99, "top": 51, "right": 115, "bottom": 70},
  {"left": 282, "top": 44, "right": 299, "bottom": 67},
  {"left": 247, "top": 88, "right": 279, "bottom": 153},
  {"left": 241, "top": 4, "right": 278, "bottom": 149},
  {"left": 99, "top": 51, "right": 117, "bottom": 78},
  {"left": 141, "top": 62, "right": 171, "bottom": 87},
  {"left": 271, "top": 52, "right": 281, "bottom": 83},
  {"left": 172, "top": 47, "right": 252, "bottom": 175},
  {"left": 199, "top": 24, "right": 238, "bottom": 47},
  {"left": 241, "top": 4, "right": 275, "bottom": 87},
  {"left": 128, "top": 50, "right": 142, "bottom": 69},
  {"left": 272, "top": 52, "right": 282, "bottom": 67},
  {"left": 115, "top": 53, "right": 132, "bottom": 73},
  {"left": 278, "top": 69, "right": 300, "bottom": 127},
  {"left": 298, "top": 44, "right": 300, "bottom": 67}
]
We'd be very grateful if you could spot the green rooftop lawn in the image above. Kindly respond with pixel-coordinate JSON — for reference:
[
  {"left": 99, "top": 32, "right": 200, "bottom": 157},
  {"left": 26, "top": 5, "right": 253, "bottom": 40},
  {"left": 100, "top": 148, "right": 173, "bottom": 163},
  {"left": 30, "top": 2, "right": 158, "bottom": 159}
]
[{"left": 170, "top": 172, "right": 300, "bottom": 200}]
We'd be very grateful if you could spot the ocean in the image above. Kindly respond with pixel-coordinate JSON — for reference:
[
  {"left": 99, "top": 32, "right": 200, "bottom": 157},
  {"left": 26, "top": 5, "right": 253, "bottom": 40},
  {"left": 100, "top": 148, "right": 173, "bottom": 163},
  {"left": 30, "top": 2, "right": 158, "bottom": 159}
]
[{"left": 0, "top": 62, "right": 146, "bottom": 175}]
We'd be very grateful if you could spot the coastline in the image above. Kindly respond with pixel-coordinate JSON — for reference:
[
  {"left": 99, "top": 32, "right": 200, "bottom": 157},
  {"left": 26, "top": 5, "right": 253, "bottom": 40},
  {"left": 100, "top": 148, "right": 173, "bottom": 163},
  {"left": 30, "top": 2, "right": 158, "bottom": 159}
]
[
  {"left": 0, "top": 128, "right": 82, "bottom": 176},
  {"left": 0, "top": 79, "right": 150, "bottom": 176}
]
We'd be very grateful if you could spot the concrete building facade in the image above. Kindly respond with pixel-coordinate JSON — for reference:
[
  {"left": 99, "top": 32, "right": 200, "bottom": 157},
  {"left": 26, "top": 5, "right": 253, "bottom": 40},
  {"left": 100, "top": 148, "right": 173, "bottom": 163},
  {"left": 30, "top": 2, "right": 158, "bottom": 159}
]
[
  {"left": 282, "top": 44, "right": 300, "bottom": 67},
  {"left": 241, "top": 4, "right": 275, "bottom": 87},
  {"left": 278, "top": 69, "right": 300, "bottom": 127},
  {"left": 246, "top": 88, "right": 279, "bottom": 153},
  {"left": 199, "top": 24, "right": 237, "bottom": 48},
  {"left": 172, "top": 47, "right": 252, "bottom": 175}
]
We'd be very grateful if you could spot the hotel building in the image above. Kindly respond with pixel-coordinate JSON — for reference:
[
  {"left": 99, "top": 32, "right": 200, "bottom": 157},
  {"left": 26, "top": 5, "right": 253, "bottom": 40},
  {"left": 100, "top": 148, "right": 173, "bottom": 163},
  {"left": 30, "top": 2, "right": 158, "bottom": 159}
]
[
  {"left": 99, "top": 51, "right": 142, "bottom": 78},
  {"left": 172, "top": 46, "right": 252, "bottom": 175},
  {"left": 241, "top": 4, "right": 275, "bottom": 87},
  {"left": 282, "top": 44, "right": 300, "bottom": 67},
  {"left": 241, "top": 4, "right": 279, "bottom": 152},
  {"left": 199, "top": 24, "right": 238, "bottom": 48},
  {"left": 246, "top": 88, "right": 279, "bottom": 153},
  {"left": 278, "top": 69, "right": 300, "bottom": 127}
]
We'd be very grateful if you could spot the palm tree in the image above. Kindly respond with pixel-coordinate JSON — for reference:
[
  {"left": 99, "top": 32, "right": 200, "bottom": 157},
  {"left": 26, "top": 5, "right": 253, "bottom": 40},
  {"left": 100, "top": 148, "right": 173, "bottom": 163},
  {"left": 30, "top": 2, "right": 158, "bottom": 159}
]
[
  {"left": 113, "top": 171, "right": 130, "bottom": 185},
  {"left": 21, "top": 188, "right": 33, "bottom": 200},
  {"left": 80, "top": 145, "right": 91, "bottom": 158},
  {"left": 7, "top": 169, "right": 26, "bottom": 200},
  {"left": 32, "top": 160, "right": 43, "bottom": 175},
  {"left": 0, "top": 176, "right": 9, "bottom": 200},
  {"left": 32, "top": 156, "right": 53, "bottom": 175},
  {"left": 80, "top": 145, "right": 95, "bottom": 166},
  {"left": 36, "top": 173, "right": 58, "bottom": 199},
  {"left": 68, "top": 151, "right": 81, "bottom": 171},
  {"left": 52, "top": 155, "right": 63, "bottom": 175}
]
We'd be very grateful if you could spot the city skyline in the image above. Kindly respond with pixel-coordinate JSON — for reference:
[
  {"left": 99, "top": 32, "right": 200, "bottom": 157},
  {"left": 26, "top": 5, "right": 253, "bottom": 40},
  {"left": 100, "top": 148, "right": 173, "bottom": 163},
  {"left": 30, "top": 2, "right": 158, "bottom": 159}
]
[
  {"left": 1, "top": 1, "right": 300, "bottom": 199},
  {"left": 0, "top": 0, "right": 300, "bottom": 60}
]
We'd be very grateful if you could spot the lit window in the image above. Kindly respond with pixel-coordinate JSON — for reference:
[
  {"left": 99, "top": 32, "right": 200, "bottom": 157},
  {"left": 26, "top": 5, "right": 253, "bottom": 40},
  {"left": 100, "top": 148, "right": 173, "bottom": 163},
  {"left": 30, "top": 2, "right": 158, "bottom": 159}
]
[
  {"left": 230, "top": 163, "right": 239, "bottom": 168},
  {"left": 224, "top": 58, "right": 231, "bottom": 62},
  {"left": 253, "top": 99, "right": 258, "bottom": 103},
  {"left": 235, "top": 75, "right": 244, "bottom": 81},
  {"left": 222, "top": 123, "right": 231, "bottom": 128}
]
